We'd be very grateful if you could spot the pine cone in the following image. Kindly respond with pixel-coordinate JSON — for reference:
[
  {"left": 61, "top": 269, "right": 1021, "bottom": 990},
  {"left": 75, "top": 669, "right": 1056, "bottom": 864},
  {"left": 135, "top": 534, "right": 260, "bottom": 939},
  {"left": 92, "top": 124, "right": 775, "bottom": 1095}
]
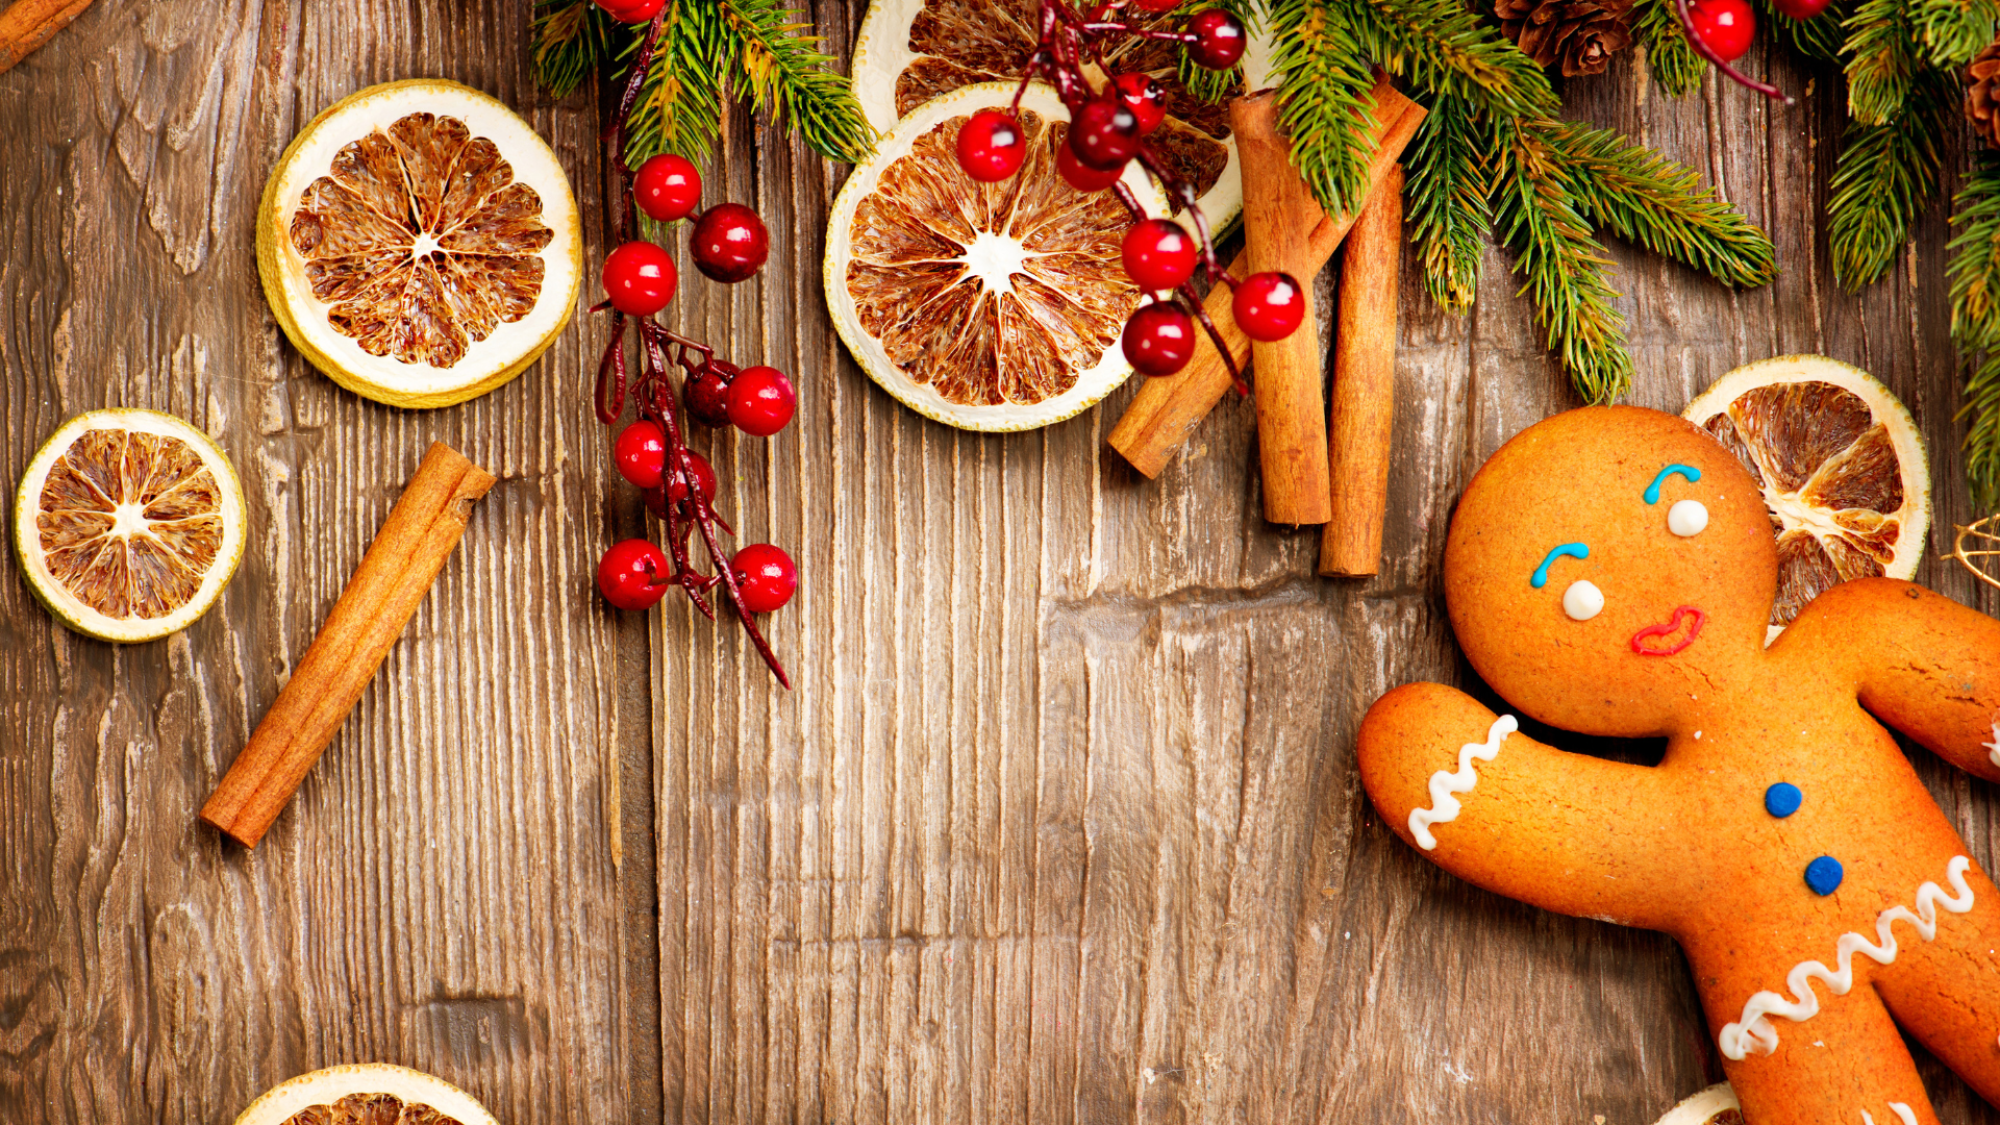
[
  {"left": 1495, "top": 0, "right": 1635, "bottom": 78},
  {"left": 1969, "top": 40, "right": 2000, "bottom": 147}
]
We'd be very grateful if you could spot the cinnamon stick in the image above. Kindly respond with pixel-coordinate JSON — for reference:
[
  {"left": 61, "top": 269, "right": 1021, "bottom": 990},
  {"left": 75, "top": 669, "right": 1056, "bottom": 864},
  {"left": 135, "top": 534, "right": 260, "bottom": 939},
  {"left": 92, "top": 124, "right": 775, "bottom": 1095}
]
[
  {"left": 1233, "top": 93, "right": 1331, "bottom": 525},
  {"left": 1106, "top": 82, "right": 1425, "bottom": 480},
  {"left": 200, "top": 442, "right": 496, "bottom": 848},
  {"left": 0, "top": 0, "right": 94, "bottom": 76},
  {"left": 1320, "top": 164, "right": 1404, "bottom": 576}
]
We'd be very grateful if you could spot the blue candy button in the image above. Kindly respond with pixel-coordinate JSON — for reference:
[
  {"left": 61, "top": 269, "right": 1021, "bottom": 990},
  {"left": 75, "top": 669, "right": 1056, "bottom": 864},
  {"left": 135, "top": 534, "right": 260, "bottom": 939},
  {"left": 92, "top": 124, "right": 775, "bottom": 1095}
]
[
  {"left": 1805, "top": 856, "right": 1844, "bottom": 896},
  {"left": 1765, "top": 782, "right": 1803, "bottom": 819}
]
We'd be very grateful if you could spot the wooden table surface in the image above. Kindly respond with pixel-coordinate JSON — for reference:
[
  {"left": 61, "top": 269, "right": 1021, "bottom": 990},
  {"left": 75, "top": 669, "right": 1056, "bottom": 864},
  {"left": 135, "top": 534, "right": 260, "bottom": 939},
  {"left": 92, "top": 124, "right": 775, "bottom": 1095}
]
[{"left": 3, "top": 4, "right": 1996, "bottom": 1123}]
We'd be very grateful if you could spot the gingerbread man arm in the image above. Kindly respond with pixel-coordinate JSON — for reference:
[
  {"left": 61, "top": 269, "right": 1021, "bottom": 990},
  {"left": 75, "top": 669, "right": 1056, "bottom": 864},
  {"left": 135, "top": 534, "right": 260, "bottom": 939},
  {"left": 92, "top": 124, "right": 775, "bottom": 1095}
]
[
  {"left": 1783, "top": 578, "right": 2000, "bottom": 784},
  {"left": 1358, "top": 682, "right": 1686, "bottom": 931}
]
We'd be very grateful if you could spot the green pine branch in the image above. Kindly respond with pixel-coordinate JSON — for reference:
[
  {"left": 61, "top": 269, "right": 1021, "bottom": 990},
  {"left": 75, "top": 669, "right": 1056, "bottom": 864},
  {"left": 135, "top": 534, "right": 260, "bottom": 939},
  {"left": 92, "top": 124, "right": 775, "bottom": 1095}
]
[
  {"left": 1404, "top": 94, "right": 1491, "bottom": 314},
  {"left": 717, "top": 0, "right": 875, "bottom": 162},
  {"left": 1487, "top": 116, "right": 1635, "bottom": 404},
  {"left": 1827, "top": 67, "right": 1955, "bottom": 291},
  {"left": 1543, "top": 119, "right": 1776, "bottom": 287},
  {"left": 532, "top": 0, "right": 618, "bottom": 99},
  {"left": 1633, "top": 0, "right": 1705, "bottom": 97},
  {"left": 1911, "top": 0, "right": 2000, "bottom": 67},
  {"left": 1268, "top": 0, "right": 1379, "bottom": 218},
  {"left": 1329, "top": 0, "right": 1561, "bottom": 120},
  {"left": 1842, "top": 0, "right": 1921, "bottom": 124},
  {"left": 1948, "top": 150, "right": 2000, "bottom": 510},
  {"left": 618, "top": 0, "right": 731, "bottom": 167},
  {"left": 1757, "top": 0, "right": 1851, "bottom": 60}
]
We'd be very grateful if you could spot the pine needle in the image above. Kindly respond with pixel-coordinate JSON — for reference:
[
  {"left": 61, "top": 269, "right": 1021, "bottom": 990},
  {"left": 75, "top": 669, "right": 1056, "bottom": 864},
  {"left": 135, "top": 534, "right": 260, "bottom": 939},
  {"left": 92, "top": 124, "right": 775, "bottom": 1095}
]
[
  {"left": 1404, "top": 94, "right": 1491, "bottom": 314},
  {"left": 1633, "top": 0, "right": 1705, "bottom": 97},
  {"left": 1487, "top": 116, "right": 1635, "bottom": 404},
  {"left": 1842, "top": 0, "right": 1921, "bottom": 125},
  {"left": 1331, "top": 0, "right": 1561, "bottom": 120},
  {"left": 1827, "top": 67, "right": 1955, "bottom": 291},
  {"left": 1964, "top": 353, "right": 2000, "bottom": 513},
  {"left": 532, "top": 0, "right": 617, "bottom": 99},
  {"left": 1544, "top": 119, "right": 1776, "bottom": 287},
  {"left": 1910, "top": 0, "right": 2000, "bottom": 67},
  {"left": 718, "top": 0, "right": 875, "bottom": 162},
  {"left": 1948, "top": 151, "right": 2000, "bottom": 510},
  {"left": 619, "top": 0, "right": 731, "bottom": 167},
  {"left": 1267, "top": 0, "right": 1379, "bottom": 218},
  {"left": 1758, "top": 0, "right": 1851, "bottom": 60}
]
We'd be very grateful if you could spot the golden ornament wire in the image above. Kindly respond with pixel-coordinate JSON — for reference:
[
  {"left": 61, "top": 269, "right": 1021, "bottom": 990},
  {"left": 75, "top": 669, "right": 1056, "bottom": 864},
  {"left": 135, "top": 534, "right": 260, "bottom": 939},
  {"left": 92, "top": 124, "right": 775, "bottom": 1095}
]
[{"left": 1952, "top": 515, "right": 2000, "bottom": 591}]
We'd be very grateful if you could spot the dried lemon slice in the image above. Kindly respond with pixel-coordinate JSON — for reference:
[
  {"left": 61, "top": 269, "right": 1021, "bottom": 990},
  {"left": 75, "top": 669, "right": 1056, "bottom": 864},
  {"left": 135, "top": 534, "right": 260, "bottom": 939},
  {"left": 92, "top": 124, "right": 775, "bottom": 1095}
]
[
  {"left": 257, "top": 78, "right": 582, "bottom": 409},
  {"left": 849, "top": 0, "right": 1271, "bottom": 225},
  {"left": 826, "top": 82, "right": 1168, "bottom": 430},
  {"left": 13, "top": 409, "right": 246, "bottom": 643},
  {"left": 230, "top": 1064, "right": 496, "bottom": 1125},
  {"left": 1684, "top": 354, "right": 1930, "bottom": 630}
]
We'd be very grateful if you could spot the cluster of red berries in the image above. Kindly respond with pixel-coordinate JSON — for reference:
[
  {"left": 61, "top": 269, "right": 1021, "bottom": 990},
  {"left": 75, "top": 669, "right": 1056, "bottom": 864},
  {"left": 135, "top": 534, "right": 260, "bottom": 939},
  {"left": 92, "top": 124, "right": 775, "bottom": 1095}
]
[
  {"left": 1678, "top": 0, "right": 1828, "bottom": 97},
  {"left": 952, "top": 0, "right": 1301, "bottom": 384}
]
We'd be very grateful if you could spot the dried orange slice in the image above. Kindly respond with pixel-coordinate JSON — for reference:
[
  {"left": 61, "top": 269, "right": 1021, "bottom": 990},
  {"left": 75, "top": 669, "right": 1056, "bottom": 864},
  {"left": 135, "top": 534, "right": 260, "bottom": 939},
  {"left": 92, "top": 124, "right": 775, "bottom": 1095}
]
[
  {"left": 1651, "top": 1084, "right": 1742, "bottom": 1125},
  {"left": 1685, "top": 354, "right": 1930, "bottom": 630},
  {"left": 826, "top": 82, "right": 1168, "bottom": 430},
  {"left": 13, "top": 410, "right": 246, "bottom": 643},
  {"left": 850, "top": 0, "right": 1270, "bottom": 225},
  {"left": 231, "top": 1064, "right": 496, "bottom": 1125},
  {"left": 257, "top": 79, "right": 582, "bottom": 408}
]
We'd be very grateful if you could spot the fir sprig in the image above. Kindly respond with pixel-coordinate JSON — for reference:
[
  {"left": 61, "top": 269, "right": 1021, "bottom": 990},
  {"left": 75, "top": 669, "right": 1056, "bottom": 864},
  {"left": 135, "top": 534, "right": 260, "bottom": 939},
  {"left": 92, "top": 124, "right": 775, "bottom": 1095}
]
[
  {"left": 1487, "top": 116, "right": 1635, "bottom": 403},
  {"left": 1842, "top": 0, "right": 1921, "bottom": 124},
  {"left": 1545, "top": 119, "right": 1777, "bottom": 287},
  {"left": 1827, "top": 68, "right": 1956, "bottom": 291},
  {"left": 1634, "top": 0, "right": 1706, "bottom": 96},
  {"left": 1333, "top": 0, "right": 1561, "bottom": 120},
  {"left": 1910, "top": 0, "right": 2000, "bottom": 68},
  {"left": 619, "top": 0, "right": 732, "bottom": 166},
  {"left": 1755, "top": 0, "right": 1851, "bottom": 60},
  {"left": 1267, "top": 0, "right": 1379, "bottom": 218},
  {"left": 532, "top": 0, "right": 618, "bottom": 98},
  {"left": 1948, "top": 151, "right": 2000, "bottom": 509},
  {"left": 1404, "top": 95, "right": 1491, "bottom": 314},
  {"left": 717, "top": 0, "right": 874, "bottom": 162}
]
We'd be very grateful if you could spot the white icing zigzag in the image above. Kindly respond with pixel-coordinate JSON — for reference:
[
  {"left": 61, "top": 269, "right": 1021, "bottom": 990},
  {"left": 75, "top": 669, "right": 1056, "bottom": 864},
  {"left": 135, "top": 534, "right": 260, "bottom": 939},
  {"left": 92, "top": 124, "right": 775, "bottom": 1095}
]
[
  {"left": 1984, "top": 722, "right": 2000, "bottom": 769},
  {"left": 1860, "top": 1104, "right": 1919, "bottom": 1125},
  {"left": 1407, "top": 715, "right": 1518, "bottom": 851},
  {"left": 1719, "top": 857, "right": 1977, "bottom": 1061}
]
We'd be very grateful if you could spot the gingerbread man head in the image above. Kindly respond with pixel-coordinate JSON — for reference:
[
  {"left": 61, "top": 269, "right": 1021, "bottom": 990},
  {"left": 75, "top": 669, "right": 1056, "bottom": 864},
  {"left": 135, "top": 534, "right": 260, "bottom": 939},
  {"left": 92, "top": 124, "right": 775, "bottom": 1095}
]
[{"left": 1359, "top": 405, "right": 2000, "bottom": 1125}]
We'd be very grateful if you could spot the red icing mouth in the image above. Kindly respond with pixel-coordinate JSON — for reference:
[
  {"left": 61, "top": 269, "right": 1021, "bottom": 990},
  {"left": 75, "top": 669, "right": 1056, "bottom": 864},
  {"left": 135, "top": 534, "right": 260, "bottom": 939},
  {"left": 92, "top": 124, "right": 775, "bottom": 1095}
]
[{"left": 1631, "top": 606, "right": 1705, "bottom": 656}]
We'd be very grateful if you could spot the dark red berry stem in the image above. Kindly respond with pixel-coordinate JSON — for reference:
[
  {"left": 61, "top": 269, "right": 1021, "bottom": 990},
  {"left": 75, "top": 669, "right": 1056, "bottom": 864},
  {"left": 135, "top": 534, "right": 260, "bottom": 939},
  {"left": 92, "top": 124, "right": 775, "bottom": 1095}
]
[{"left": 1674, "top": 0, "right": 1794, "bottom": 103}]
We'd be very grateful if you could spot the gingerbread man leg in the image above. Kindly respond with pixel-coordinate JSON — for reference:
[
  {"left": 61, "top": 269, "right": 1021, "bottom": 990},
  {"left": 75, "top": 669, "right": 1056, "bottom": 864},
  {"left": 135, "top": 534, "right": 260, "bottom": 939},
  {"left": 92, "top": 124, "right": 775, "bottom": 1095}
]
[
  {"left": 1871, "top": 883, "right": 2000, "bottom": 1108},
  {"left": 1720, "top": 985, "right": 1942, "bottom": 1125}
]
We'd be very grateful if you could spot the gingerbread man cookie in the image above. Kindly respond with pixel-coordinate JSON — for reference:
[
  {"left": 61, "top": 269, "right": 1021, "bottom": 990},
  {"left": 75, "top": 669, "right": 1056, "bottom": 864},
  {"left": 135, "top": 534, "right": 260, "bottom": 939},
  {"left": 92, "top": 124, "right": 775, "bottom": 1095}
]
[{"left": 1359, "top": 406, "right": 2000, "bottom": 1125}]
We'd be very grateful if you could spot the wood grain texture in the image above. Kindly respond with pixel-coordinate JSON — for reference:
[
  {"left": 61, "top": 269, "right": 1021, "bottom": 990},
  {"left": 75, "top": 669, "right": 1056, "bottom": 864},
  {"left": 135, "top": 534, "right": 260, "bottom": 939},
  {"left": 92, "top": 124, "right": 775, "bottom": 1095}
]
[{"left": 2, "top": 10, "right": 1997, "bottom": 1125}]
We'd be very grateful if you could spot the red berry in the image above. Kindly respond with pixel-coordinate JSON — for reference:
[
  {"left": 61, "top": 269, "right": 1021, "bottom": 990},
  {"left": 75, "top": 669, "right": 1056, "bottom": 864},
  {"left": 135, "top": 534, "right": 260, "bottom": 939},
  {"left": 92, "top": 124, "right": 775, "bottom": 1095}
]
[
  {"left": 1121, "top": 219, "right": 1198, "bottom": 291},
  {"left": 690, "top": 202, "right": 769, "bottom": 283},
  {"left": 731, "top": 543, "right": 798, "bottom": 613},
  {"left": 1232, "top": 272, "right": 1306, "bottom": 341},
  {"left": 727, "top": 365, "right": 797, "bottom": 436},
  {"left": 602, "top": 241, "right": 677, "bottom": 316},
  {"left": 956, "top": 110, "right": 1028, "bottom": 182},
  {"left": 664, "top": 448, "right": 718, "bottom": 505},
  {"left": 1068, "top": 98, "right": 1142, "bottom": 171},
  {"left": 1113, "top": 73, "right": 1169, "bottom": 136},
  {"left": 684, "top": 361, "right": 735, "bottom": 427},
  {"left": 1055, "top": 139, "right": 1126, "bottom": 192},
  {"left": 1185, "top": 9, "right": 1247, "bottom": 69},
  {"left": 596, "top": 0, "right": 663, "bottom": 20},
  {"left": 1771, "top": 0, "right": 1830, "bottom": 16},
  {"left": 634, "top": 153, "right": 702, "bottom": 222},
  {"left": 613, "top": 420, "right": 667, "bottom": 488},
  {"left": 598, "top": 539, "right": 671, "bottom": 610},
  {"left": 1122, "top": 302, "right": 1197, "bottom": 376},
  {"left": 1688, "top": 0, "right": 1755, "bottom": 60}
]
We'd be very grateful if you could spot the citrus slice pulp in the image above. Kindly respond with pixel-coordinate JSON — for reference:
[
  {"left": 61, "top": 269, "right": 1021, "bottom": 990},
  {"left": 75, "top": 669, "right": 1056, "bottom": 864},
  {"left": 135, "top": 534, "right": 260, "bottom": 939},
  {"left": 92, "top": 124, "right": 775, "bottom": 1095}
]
[
  {"left": 1683, "top": 354, "right": 1930, "bottom": 630},
  {"left": 849, "top": 0, "right": 1271, "bottom": 225},
  {"left": 257, "top": 78, "right": 582, "bottom": 409},
  {"left": 826, "top": 82, "right": 1169, "bottom": 430},
  {"left": 13, "top": 409, "right": 246, "bottom": 643},
  {"left": 231, "top": 1064, "right": 496, "bottom": 1125}
]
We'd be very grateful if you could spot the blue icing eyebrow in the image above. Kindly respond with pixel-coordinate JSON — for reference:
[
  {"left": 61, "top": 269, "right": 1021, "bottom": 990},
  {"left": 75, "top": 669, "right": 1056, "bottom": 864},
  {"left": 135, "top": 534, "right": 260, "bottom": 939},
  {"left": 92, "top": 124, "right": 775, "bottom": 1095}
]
[
  {"left": 1644, "top": 463, "right": 1702, "bottom": 504},
  {"left": 1530, "top": 543, "right": 1589, "bottom": 588}
]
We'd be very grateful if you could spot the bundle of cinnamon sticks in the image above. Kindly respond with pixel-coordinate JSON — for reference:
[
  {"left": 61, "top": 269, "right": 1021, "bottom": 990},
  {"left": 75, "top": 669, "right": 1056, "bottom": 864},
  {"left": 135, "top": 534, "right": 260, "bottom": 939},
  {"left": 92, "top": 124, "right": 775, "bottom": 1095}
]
[{"left": 1109, "top": 78, "right": 1421, "bottom": 577}]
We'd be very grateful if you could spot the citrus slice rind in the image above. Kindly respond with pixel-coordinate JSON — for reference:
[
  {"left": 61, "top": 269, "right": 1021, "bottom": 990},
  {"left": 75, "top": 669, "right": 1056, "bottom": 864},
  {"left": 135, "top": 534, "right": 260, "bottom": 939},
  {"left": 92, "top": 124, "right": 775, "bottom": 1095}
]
[
  {"left": 230, "top": 1064, "right": 497, "bottom": 1125},
  {"left": 13, "top": 409, "right": 246, "bottom": 644},
  {"left": 1650, "top": 1083, "right": 1741, "bottom": 1125},
  {"left": 849, "top": 0, "right": 1270, "bottom": 227},
  {"left": 826, "top": 82, "right": 1169, "bottom": 431},
  {"left": 1684, "top": 354, "right": 1930, "bottom": 632},
  {"left": 257, "top": 78, "right": 582, "bottom": 409}
]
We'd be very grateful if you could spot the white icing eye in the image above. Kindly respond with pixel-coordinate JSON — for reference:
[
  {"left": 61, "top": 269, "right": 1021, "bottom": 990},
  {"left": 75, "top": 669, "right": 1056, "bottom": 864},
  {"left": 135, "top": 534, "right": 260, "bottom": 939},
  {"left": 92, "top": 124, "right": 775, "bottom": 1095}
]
[
  {"left": 1668, "top": 499, "right": 1709, "bottom": 537},
  {"left": 1562, "top": 579, "right": 1604, "bottom": 621}
]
